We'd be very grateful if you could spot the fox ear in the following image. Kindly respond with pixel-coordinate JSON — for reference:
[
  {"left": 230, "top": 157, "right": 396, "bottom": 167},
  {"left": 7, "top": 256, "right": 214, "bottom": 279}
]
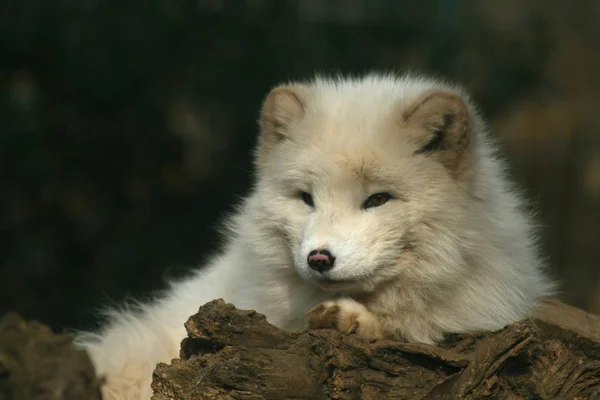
[
  {"left": 256, "top": 85, "right": 309, "bottom": 167},
  {"left": 402, "top": 90, "right": 475, "bottom": 178}
]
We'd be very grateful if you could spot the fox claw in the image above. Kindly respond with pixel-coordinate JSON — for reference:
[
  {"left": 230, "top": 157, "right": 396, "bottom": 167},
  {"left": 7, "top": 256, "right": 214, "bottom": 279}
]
[{"left": 306, "top": 299, "right": 383, "bottom": 341}]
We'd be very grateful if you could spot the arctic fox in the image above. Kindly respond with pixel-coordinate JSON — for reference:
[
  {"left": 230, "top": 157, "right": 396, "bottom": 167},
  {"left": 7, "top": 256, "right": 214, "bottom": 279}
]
[{"left": 76, "top": 73, "right": 554, "bottom": 400}]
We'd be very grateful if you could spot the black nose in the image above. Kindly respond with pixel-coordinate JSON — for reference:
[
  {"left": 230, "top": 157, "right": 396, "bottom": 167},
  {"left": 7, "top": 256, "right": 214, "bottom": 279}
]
[{"left": 307, "top": 249, "right": 336, "bottom": 273}]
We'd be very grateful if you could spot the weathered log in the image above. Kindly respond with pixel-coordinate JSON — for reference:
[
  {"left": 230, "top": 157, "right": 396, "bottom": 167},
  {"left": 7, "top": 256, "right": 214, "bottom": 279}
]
[
  {"left": 0, "top": 312, "right": 103, "bottom": 400},
  {"left": 1, "top": 299, "right": 598, "bottom": 399},
  {"left": 151, "top": 299, "right": 600, "bottom": 400}
]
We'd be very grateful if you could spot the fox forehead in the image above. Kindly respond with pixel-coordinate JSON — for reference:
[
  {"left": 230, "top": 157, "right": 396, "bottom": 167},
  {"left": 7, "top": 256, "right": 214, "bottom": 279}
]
[
  {"left": 275, "top": 144, "right": 412, "bottom": 196},
  {"left": 278, "top": 123, "right": 419, "bottom": 186},
  {"left": 293, "top": 98, "right": 431, "bottom": 166},
  {"left": 281, "top": 137, "right": 421, "bottom": 192}
]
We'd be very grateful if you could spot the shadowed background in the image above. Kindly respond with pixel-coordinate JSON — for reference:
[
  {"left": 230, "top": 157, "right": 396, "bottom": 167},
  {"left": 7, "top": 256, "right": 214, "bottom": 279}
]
[{"left": 1, "top": 0, "right": 599, "bottom": 333}]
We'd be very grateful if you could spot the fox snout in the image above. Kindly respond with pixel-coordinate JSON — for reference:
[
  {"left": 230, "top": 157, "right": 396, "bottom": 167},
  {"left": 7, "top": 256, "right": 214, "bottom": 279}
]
[{"left": 307, "top": 249, "right": 336, "bottom": 273}]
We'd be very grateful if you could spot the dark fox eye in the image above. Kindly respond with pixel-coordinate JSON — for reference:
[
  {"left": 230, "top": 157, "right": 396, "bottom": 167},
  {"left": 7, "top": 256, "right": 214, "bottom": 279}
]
[
  {"left": 300, "top": 191, "right": 315, "bottom": 207},
  {"left": 363, "top": 192, "right": 391, "bottom": 209}
]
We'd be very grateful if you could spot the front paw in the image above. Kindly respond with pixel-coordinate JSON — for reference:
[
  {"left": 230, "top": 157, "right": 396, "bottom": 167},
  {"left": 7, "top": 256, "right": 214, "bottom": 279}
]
[{"left": 306, "top": 298, "right": 383, "bottom": 341}]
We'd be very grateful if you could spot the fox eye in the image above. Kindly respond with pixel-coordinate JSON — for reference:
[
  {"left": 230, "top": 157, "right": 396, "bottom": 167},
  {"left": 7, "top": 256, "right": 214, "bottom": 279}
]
[
  {"left": 300, "top": 191, "right": 315, "bottom": 207},
  {"left": 363, "top": 192, "right": 392, "bottom": 209}
]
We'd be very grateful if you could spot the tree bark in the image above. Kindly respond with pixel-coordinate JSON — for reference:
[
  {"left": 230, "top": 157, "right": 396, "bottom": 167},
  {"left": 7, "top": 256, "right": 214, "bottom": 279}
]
[
  {"left": 1, "top": 300, "right": 598, "bottom": 399},
  {"left": 151, "top": 299, "right": 600, "bottom": 400},
  {"left": 0, "top": 312, "right": 103, "bottom": 400}
]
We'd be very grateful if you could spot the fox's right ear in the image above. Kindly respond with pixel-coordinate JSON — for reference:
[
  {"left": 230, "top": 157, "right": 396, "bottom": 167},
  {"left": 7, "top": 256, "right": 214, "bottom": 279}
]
[{"left": 255, "top": 85, "right": 309, "bottom": 167}]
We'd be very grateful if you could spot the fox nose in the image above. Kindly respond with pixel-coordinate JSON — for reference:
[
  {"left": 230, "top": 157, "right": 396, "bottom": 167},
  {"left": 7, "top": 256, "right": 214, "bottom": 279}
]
[{"left": 307, "top": 249, "right": 336, "bottom": 273}]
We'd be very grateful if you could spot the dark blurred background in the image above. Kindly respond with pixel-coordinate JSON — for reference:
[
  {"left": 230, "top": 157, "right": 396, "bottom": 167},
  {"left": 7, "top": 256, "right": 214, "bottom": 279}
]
[{"left": 1, "top": 0, "right": 599, "bottom": 333}]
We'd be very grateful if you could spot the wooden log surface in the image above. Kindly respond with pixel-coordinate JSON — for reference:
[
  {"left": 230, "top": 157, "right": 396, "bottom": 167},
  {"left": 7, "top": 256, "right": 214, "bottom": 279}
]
[
  {"left": 151, "top": 299, "right": 600, "bottom": 400},
  {"left": 0, "top": 312, "right": 103, "bottom": 400},
  {"left": 1, "top": 299, "right": 599, "bottom": 399}
]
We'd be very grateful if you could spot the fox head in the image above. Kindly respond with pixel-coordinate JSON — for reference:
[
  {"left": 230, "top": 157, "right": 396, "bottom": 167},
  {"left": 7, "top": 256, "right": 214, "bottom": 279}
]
[{"left": 249, "top": 75, "right": 483, "bottom": 294}]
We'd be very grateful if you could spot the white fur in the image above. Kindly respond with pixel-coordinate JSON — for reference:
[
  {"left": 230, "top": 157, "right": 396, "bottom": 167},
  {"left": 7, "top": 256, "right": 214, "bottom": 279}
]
[{"left": 75, "top": 73, "right": 555, "bottom": 400}]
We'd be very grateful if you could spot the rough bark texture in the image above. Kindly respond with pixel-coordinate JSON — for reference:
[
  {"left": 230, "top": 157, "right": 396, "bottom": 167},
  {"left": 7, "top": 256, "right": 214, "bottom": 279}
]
[
  {"left": 0, "top": 312, "right": 102, "bottom": 400},
  {"left": 0, "top": 300, "right": 599, "bottom": 400},
  {"left": 151, "top": 299, "right": 600, "bottom": 400}
]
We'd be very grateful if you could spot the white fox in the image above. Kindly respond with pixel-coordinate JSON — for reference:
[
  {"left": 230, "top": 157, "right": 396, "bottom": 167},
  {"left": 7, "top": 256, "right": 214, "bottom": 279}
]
[{"left": 76, "top": 73, "right": 555, "bottom": 400}]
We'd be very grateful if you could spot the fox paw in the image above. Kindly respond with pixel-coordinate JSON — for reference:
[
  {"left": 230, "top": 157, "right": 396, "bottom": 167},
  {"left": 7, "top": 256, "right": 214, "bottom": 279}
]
[{"left": 306, "top": 298, "right": 383, "bottom": 341}]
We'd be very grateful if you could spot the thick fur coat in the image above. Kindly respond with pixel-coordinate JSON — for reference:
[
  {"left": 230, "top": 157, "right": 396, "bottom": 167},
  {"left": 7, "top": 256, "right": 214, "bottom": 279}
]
[{"left": 75, "top": 73, "right": 555, "bottom": 400}]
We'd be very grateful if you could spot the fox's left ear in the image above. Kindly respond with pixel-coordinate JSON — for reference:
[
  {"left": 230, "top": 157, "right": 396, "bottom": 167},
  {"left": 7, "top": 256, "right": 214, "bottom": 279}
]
[
  {"left": 255, "top": 84, "right": 310, "bottom": 168},
  {"left": 401, "top": 90, "right": 476, "bottom": 179}
]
